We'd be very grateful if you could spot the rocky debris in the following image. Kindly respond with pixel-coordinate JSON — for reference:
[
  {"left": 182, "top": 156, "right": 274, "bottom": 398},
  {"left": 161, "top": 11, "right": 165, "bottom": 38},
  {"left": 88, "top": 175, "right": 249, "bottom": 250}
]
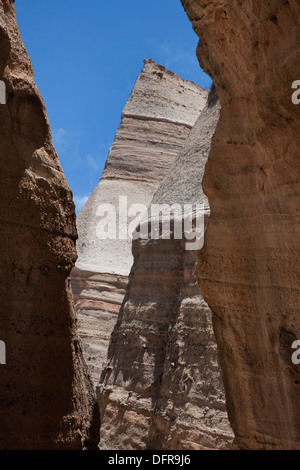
[
  {"left": 72, "top": 59, "right": 207, "bottom": 384},
  {"left": 181, "top": 0, "right": 300, "bottom": 450},
  {"left": 0, "top": 0, "right": 97, "bottom": 449},
  {"left": 98, "top": 87, "right": 234, "bottom": 450}
]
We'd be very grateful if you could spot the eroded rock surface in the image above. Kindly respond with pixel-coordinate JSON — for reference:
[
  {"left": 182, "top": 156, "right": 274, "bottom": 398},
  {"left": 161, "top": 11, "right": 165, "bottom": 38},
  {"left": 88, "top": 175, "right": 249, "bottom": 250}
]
[
  {"left": 72, "top": 59, "right": 207, "bottom": 384},
  {"left": 0, "top": 0, "right": 97, "bottom": 449},
  {"left": 98, "top": 88, "right": 234, "bottom": 450},
  {"left": 181, "top": 0, "right": 300, "bottom": 450}
]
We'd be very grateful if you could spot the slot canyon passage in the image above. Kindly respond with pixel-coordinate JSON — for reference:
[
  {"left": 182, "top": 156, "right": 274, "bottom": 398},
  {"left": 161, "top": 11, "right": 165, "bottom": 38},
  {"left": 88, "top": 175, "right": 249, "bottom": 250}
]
[
  {"left": 96, "top": 85, "right": 234, "bottom": 450},
  {"left": 0, "top": 0, "right": 300, "bottom": 451}
]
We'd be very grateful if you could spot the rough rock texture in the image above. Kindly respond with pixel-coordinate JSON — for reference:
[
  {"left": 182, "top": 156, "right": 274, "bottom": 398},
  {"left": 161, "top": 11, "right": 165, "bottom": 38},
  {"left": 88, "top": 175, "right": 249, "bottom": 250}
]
[
  {"left": 72, "top": 60, "right": 207, "bottom": 384},
  {"left": 181, "top": 0, "right": 300, "bottom": 450},
  {"left": 98, "top": 88, "right": 234, "bottom": 450},
  {"left": 0, "top": 0, "right": 98, "bottom": 449},
  {"left": 72, "top": 269, "right": 128, "bottom": 382}
]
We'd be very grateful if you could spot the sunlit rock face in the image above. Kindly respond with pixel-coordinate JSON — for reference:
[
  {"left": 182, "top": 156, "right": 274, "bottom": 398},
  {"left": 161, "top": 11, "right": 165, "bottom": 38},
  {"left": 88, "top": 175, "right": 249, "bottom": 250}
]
[
  {"left": 97, "top": 88, "right": 234, "bottom": 450},
  {"left": 181, "top": 0, "right": 300, "bottom": 450},
  {"left": 72, "top": 59, "right": 207, "bottom": 385},
  {"left": 0, "top": 0, "right": 97, "bottom": 450}
]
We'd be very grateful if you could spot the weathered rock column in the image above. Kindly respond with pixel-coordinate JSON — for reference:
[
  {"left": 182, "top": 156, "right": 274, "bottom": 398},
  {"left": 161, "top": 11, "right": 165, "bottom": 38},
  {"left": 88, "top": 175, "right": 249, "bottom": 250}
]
[
  {"left": 98, "top": 89, "right": 234, "bottom": 450},
  {"left": 181, "top": 0, "right": 300, "bottom": 449},
  {"left": 0, "top": 0, "right": 97, "bottom": 449},
  {"left": 73, "top": 59, "right": 207, "bottom": 385}
]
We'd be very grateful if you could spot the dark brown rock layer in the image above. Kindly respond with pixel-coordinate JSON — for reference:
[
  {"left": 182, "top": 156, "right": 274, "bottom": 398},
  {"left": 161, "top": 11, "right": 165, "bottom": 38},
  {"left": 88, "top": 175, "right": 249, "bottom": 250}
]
[
  {"left": 181, "top": 0, "right": 300, "bottom": 450},
  {"left": 0, "top": 0, "right": 97, "bottom": 449}
]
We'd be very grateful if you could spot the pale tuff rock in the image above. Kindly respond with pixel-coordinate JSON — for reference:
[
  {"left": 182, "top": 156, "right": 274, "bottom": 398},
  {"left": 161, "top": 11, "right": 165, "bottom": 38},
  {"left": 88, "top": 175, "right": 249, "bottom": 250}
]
[
  {"left": 72, "top": 60, "right": 207, "bottom": 384},
  {"left": 123, "top": 59, "right": 206, "bottom": 127},
  {"left": 181, "top": 0, "right": 300, "bottom": 450},
  {"left": 0, "top": 0, "right": 97, "bottom": 449},
  {"left": 98, "top": 88, "right": 234, "bottom": 450}
]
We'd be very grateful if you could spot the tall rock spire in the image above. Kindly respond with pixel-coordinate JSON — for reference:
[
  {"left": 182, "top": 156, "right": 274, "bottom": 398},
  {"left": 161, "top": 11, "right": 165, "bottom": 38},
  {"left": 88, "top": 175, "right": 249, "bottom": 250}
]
[{"left": 72, "top": 59, "right": 207, "bottom": 384}]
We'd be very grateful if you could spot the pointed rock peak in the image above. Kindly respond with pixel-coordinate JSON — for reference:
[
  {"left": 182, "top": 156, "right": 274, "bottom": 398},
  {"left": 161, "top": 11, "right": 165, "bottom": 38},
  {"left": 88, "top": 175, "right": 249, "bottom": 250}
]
[{"left": 122, "top": 58, "right": 208, "bottom": 127}]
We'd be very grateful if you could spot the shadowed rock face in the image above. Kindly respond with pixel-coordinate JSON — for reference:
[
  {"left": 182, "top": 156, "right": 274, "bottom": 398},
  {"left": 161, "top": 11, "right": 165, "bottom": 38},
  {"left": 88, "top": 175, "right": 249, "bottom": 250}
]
[
  {"left": 0, "top": 0, "right": 97, "bottom": 449},
  {"left": 98, "top": 88, "right": 234, "bottom": 450},
  {"left": 72, "top": 60, "right": 207, "bottom": 385},
  {"left": 181, "top": 0, "right": 300, "bottom": 449}
]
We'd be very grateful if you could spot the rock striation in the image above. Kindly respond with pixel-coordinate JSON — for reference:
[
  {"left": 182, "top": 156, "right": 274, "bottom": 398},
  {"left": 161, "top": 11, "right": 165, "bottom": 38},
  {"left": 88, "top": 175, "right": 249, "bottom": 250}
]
[
  {"left": 181, "top": 0, "right": 300, "bottom": 450},
  {"left": 72, "top": 59, "right": 207, "bottom": 384},
  {"left": 0, "top": 0, "right": 97, "bottom": 449},
  {"left": 97, "top": 87, "right": 234, "bottom": 450}
]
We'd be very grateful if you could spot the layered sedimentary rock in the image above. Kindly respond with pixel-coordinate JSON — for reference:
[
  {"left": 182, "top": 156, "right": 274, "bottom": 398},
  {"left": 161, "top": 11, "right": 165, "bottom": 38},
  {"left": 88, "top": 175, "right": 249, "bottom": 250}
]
[
  {"left": 0, "top": 0, "right": 97, "bottom": 449},
  {"left": 181, "top": 0, "right": 300, "bottom": 450},
  {"left": 72, "top": 59, "right": 207, "bottom": 384},
  {"left": 98, "top": 88, "right": 234, "bottom": 450}
]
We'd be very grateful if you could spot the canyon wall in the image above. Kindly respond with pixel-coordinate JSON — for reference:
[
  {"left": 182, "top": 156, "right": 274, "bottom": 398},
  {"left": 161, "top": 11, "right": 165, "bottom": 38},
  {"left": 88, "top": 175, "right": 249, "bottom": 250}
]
[
  {"left": 98, "top": 88, "right": 234, "bottom": 450},
  {"left": 181, "top": 0, "right": 300, "bottom": 450},
  {"left": 0, "top": 0, "right": 97, "bottom": 449},
  {"left": 72, "top": 60, "right": 207, "bottom": 384}
]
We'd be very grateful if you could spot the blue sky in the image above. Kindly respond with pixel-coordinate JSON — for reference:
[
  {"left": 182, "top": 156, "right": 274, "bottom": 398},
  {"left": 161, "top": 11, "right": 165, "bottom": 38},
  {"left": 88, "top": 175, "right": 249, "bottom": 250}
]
[{"left": 16, "top": 0, "right": 212, "bottom": 212}]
